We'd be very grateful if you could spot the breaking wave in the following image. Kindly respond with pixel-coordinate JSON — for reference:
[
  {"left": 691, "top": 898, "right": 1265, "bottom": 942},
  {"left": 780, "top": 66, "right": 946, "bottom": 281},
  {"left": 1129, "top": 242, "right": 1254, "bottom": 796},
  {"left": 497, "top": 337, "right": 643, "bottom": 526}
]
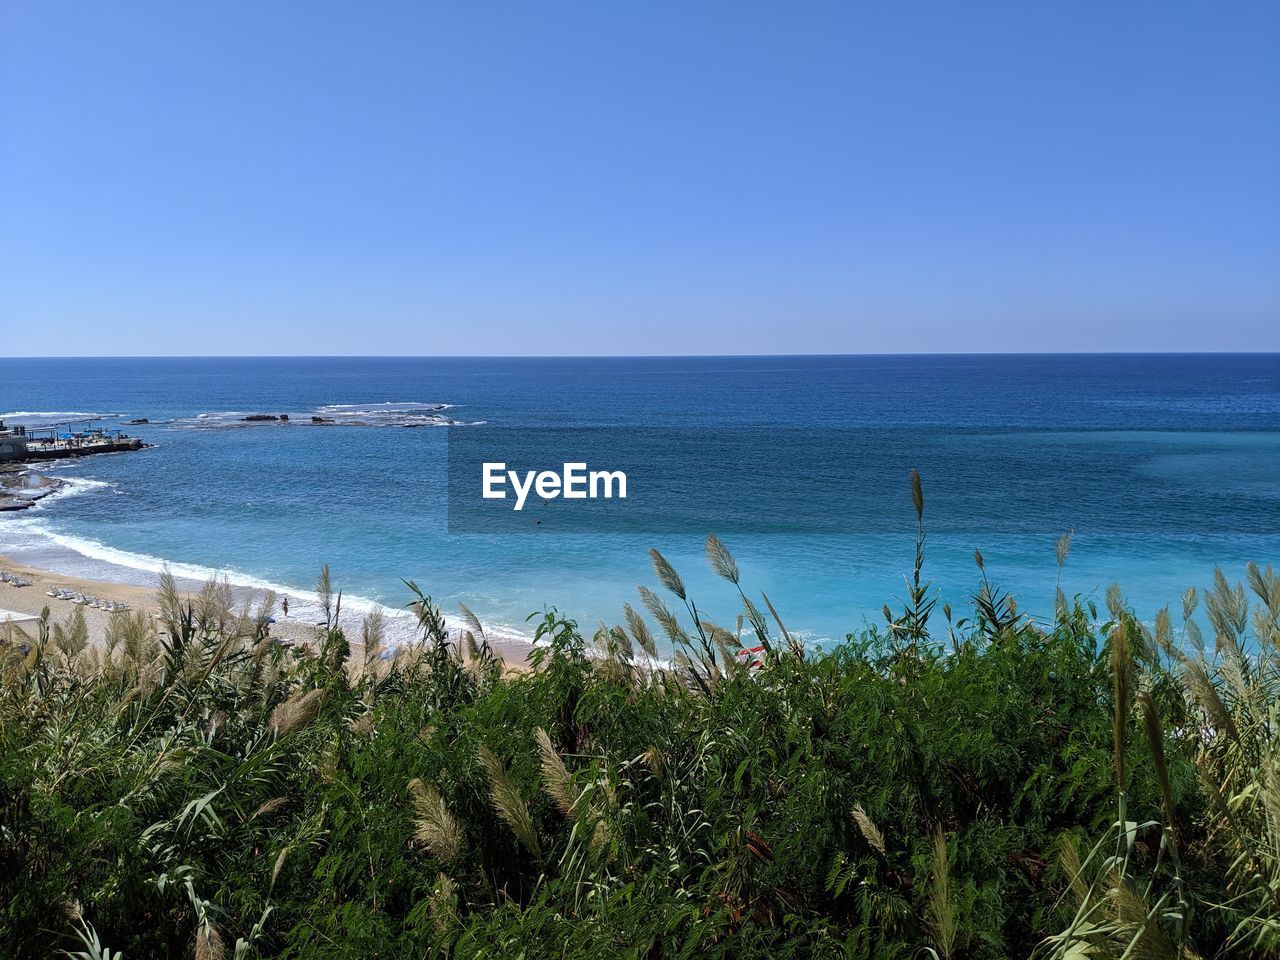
[
  {"left": 0, "top": 513, "right": 428, "bottom": 644},
  {"left": 0, "top": 480, "right": 529, "bottom": 649},
  {"left": 171, "top": 402, "right": 479, "bottom": 429},
  {"left": 0, "top": 411, "right": 125, "bottom": 424},
  {"left": 32, "top": 476, "right": 118, "bottom": 507},
  {"left": 315, "top": 401, "right": 454, "bottom": 414}
]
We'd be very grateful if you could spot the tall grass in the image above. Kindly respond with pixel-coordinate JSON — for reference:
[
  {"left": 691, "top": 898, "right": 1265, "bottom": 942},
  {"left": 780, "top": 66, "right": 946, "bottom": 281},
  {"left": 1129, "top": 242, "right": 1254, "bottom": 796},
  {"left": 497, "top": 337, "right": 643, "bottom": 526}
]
[{"left": 0, "top": 481, "right": 1275, "bottom": 958}]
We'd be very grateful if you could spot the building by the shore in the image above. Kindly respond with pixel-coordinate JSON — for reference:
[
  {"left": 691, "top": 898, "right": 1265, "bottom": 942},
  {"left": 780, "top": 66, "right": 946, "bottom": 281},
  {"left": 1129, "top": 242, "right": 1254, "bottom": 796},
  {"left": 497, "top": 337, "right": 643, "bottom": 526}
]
[
  {"left": 0, "top": 419, "right": 30, "bottom": 462},
  {"left": 0, "top": 418, "right": 146, "bottom": 462}
]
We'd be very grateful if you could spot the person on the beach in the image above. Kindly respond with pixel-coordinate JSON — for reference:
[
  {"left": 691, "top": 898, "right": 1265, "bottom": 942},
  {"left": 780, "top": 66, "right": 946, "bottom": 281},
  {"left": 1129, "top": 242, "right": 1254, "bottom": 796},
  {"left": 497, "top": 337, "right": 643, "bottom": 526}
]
[{"left": 282, "top": 597, "right": 289, "bottom": 617}]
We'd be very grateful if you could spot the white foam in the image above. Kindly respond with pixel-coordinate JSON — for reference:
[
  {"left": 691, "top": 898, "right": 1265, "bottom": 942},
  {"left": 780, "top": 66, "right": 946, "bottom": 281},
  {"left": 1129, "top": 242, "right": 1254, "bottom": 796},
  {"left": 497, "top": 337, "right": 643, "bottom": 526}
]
[
  {"left": 1, "top": 513, "right": 600, "bottom": 658},
  {"left": 1, "top": 463, "right": 534, "bottom": 651},
  {"left": 33, "top": 476, "right": 115, "bottom": 506},
  {"left": 171, "top": 404, "right": 469, "bottom": 429},
  {"left": 0, "top": 410, "right": 124, "bottom": 423},
  {"left": 314, "top": 402, "right": 461, "bottom": 427},
  {"left": 172, "top": 412, "right": 251, "bottom": 427},
  {"left": 316, "top": 401, "right": 453, "bottom": 414},
  {"left": 0, "top": 510, "right": 545, "bottom": 649}
]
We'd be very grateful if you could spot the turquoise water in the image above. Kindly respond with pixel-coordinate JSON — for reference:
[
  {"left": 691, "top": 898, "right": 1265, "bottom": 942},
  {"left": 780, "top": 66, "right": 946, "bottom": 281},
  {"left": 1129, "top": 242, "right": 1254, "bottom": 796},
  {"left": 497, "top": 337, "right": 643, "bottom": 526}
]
[{"left": 1, "top": 355, "right": 1277, "bottom": 646}]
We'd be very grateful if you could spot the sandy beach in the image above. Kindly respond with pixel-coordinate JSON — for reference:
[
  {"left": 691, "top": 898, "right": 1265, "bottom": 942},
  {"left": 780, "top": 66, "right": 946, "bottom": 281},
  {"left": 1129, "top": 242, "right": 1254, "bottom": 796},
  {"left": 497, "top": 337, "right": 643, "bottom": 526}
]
[
  {"left": 0, "top": 552, "right": 535, "bottom": 666},
  {"left": 0, "top": 554, "right": 332, "bottom": 647}
]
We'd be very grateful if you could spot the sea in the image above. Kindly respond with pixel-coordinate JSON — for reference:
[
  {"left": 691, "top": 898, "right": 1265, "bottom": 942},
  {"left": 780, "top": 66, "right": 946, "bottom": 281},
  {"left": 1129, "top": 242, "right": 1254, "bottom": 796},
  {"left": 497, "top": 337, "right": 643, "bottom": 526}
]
[{"left": 2, "top": 355, "right": 1277, "bottom": 649}]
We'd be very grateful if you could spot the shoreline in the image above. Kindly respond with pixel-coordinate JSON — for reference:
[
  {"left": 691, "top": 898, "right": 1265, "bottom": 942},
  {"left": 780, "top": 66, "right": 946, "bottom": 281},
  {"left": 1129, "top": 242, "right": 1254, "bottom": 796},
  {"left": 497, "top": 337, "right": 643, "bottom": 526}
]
[
  {"left": 0, "top": 551, "right": 537, "bottom": 667},
  {"left": 0, "top": 457, "right": 540, "bottom": 664}
]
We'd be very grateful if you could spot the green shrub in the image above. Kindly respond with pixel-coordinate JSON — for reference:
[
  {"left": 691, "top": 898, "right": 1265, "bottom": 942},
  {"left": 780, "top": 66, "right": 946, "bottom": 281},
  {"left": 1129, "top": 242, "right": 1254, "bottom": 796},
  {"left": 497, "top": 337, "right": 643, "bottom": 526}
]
[{"left": 1, "top": 537, "right": 1274, "bottom": 958}]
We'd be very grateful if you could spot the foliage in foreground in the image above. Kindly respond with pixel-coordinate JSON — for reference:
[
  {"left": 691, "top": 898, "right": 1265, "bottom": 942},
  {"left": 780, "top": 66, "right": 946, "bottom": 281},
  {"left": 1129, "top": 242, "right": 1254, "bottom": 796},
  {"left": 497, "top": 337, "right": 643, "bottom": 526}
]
[{"left": 1, "top": 510, "right": 1278, "bottom": 958}]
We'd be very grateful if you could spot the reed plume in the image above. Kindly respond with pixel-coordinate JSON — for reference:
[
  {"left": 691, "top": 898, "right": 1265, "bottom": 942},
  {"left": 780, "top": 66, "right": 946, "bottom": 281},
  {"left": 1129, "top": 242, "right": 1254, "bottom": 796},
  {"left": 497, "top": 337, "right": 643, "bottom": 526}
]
[
  {"left": 622, "top": 602, "right": 657, "bottom": 659},
  {"left": 649, "top": 548, "right": 686, "bottom": 600},
  {"left": 457, "top": 602, "right": 486, "bottom": 642},
  {"left": 194, "top": 921, "right": 224, "bottom": 960},
  {"left": 269, "top": 688, "right": 324, "bottom": 737},
  {"left": 535, "top": 727, "right": 575, "bottom": 815},
  {"left": 408, "top": 778, "right": 463, "bottom": 861},
  {"left": 478, "top": 745, "right": 541, "bottom": 858},
  {"left": 705, "top": 533, "right": 740, "bottom": 585},
  {"left": 927, "top": 826, "right": 958, "bottom": 959},
  {"left": 1110, "top": 622, "right": 1132, "bottom": 789},
  {"left": 638, "top": 585, "right": 686, "bottom": 645},
  {"left": 851, "top": 804, "right": 886, "bottom": 858}
]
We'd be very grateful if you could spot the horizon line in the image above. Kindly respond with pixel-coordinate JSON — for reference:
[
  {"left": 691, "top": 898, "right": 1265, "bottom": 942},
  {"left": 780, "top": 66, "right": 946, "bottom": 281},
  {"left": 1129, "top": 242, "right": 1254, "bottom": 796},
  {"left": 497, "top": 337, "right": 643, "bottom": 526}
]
[{"left": 4, "top": 350, "right": 1279, "bottom": 361}]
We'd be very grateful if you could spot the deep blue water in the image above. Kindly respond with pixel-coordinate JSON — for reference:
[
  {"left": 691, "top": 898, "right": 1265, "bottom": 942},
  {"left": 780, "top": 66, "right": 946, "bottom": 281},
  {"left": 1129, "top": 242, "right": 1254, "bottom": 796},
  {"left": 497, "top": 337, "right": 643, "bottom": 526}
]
[{"left": 2, "top": 355, "right": 1277, "bottom": 646}]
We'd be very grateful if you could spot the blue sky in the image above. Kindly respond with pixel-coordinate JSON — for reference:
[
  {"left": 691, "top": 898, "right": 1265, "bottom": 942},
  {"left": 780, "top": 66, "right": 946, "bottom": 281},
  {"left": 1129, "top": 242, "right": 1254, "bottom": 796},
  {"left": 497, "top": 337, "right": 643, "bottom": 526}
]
[{"left": 2, "top": 2, "right": 1277, "bottom": 356}]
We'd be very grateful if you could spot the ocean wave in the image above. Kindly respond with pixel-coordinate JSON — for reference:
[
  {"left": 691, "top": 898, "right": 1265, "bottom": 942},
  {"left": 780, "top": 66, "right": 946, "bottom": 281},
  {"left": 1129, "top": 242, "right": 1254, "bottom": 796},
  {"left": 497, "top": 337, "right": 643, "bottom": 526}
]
[
  {"left": 170, "top": 403, "right": 478, "bottom": 429},
  {"left": 458, "top": 617, "right": 542, "bottom": 648},
  {"left": 314, "top": 402, "right": 462, "bottom": 428},
  {"left": 0, "top": 514, "right": 533, "bottom": 648},
  {"left": 0, "top": 514, "right": 278, "bottom": 591},
  {"left": 315, "top": 401, "right": 455, "bottom": 414},
  {"left": 33, "top": 476, "right": 117, "bottom": 507},
  {"left": 4, "top": 501, "right": 619, "bottom": 655},
  {"left": 470, "top": 613, "right": 669, "bottom": 666},
  {"left": 170, "top": 411, "right": 252, "bottom": 426},
  {"left": 0, "top": 410, "right": 125, "bottom": 423}
]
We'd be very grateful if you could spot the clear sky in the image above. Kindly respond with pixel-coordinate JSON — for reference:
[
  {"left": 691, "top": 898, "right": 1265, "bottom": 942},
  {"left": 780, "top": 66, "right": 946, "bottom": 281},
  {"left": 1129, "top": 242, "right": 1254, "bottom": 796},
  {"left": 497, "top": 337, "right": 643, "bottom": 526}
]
[{"left": 2, "top": 2, "right": 1277, "bottom": 356}]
